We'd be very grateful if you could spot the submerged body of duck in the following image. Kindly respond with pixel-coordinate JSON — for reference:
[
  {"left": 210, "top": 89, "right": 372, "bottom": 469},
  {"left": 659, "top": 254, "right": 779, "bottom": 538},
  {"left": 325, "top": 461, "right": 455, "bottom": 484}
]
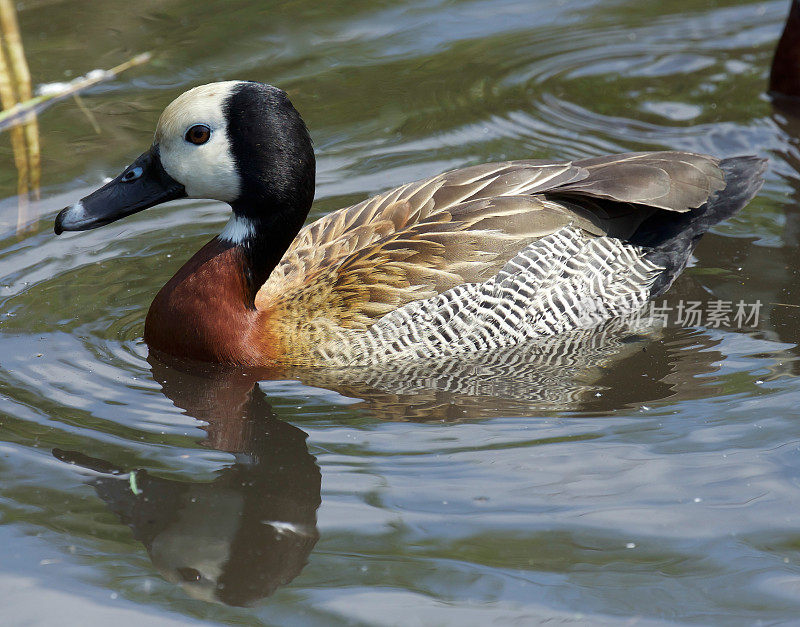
[{"left": 55, "top": 81, "right": 765, "bottom": 366}]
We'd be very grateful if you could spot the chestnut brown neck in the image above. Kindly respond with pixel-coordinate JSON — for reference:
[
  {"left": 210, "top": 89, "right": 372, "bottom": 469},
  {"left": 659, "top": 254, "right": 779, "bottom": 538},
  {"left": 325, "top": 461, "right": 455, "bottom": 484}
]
[
  {"left": 144, "top": 237, "right": 274, "bottom": 364},
  {"left": 142, "top": 196, "right": 312, "bottom": 364}
]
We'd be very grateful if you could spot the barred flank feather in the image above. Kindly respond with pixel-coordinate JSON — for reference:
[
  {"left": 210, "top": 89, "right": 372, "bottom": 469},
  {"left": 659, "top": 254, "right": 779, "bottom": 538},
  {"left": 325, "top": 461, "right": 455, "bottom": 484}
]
[{"left": 317, "top": 227, "right": 661, "bottom": 365}]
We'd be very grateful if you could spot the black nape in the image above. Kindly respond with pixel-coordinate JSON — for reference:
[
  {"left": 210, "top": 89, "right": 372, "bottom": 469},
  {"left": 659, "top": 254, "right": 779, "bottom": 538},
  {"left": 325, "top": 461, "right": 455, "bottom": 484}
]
[{"left": 223, "top": 81, "right": 317, "bottom": 305}]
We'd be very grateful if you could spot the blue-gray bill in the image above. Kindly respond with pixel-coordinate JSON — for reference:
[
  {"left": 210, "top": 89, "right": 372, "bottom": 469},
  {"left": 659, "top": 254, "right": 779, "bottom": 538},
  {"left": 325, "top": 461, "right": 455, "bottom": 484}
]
[{"left": 54, "top": 146, "right": 186, "bottom": 234}]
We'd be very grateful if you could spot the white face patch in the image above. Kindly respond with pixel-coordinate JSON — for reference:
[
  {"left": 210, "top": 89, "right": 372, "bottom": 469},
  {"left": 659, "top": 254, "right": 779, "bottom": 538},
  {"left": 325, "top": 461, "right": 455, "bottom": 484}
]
[
  {"left": 218, "top": 213, "right": 256, "bottom": 244},
  {"left": 155, "top": 81, "right": 243, "bottom": 202}
]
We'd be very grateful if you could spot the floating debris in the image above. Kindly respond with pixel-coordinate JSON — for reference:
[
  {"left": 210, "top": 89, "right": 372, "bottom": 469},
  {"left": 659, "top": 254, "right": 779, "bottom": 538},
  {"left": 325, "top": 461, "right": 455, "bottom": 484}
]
[
  {"left": 129, "top": 470, "right": 142, "bottom": 496},
  {"left": 0, "top": 52, "right": 152, "bottom": 132}
]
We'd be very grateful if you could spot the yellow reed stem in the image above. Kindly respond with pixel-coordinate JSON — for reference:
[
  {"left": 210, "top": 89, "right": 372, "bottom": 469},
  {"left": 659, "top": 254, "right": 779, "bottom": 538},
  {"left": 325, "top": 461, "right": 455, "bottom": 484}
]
[
  {"left": 22, "top": 116, "right": 39, "bottom": 200},
  {"left": 0, "top": 19, "right": 16, "bottom": 110},
  {"left": 0, "top": 0, "right": 30, "bottom": 99},
  {"left": 73, "top": 93, "right": 101, "bottom": 134},
  {"left": 0, "top": 0, "right": 148, "bottom": 234},
  {"left": 0, "top": 0, "right": 39, "bottom": 232},
  {"left": 0, "top": 31, "right": 30, "bottom": 232}
]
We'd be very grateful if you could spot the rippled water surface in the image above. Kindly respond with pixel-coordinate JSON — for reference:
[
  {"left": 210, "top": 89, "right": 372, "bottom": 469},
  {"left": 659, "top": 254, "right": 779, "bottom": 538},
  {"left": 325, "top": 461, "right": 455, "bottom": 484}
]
[{"left": 2, "top": 0, "right": 800, "bottom": 623}]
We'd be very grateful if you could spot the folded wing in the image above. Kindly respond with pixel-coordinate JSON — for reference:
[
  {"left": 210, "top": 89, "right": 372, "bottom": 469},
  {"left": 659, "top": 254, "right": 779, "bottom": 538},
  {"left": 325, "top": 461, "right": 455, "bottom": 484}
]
[{"left": 255, "top": 152, "right": 725, "bottom": 358}]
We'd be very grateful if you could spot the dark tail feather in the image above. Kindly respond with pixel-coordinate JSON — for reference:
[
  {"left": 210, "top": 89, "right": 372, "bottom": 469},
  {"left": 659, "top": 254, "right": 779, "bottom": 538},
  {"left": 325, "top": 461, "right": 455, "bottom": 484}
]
[{"left": 632, "top": 156, "right": 767, "bottom": 297}]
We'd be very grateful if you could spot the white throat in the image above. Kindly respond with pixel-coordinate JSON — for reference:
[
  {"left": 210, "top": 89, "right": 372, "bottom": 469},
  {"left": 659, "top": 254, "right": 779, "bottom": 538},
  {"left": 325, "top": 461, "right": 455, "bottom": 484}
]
[{"left": 218, "top": 214, "right": 255, "bottom": 244}]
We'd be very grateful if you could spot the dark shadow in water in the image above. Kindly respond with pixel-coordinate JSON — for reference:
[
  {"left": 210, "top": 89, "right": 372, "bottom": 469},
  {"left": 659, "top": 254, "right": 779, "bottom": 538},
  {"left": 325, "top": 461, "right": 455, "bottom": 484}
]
[
  {"left": 53, "top": 362, "right": 321, "bottom": 606},
  {"left": 770, "top": 0, "right": 800, "bottom": 101},
  {"left": 767, "top": 2, "right": 800, "bottom": 356},
  {"left": 764, "top": 102, "right": 800, "bottom": 360}
]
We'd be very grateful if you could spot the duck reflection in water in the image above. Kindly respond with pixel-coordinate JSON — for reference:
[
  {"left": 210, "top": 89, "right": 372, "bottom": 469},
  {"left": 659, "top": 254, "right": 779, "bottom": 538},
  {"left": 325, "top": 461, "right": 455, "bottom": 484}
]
[
  {"left": 54, "top": 357, "right": 321, "bottom": 606},
  {"left": 51, "top": 311, "right": 735, "bottom": 605}
]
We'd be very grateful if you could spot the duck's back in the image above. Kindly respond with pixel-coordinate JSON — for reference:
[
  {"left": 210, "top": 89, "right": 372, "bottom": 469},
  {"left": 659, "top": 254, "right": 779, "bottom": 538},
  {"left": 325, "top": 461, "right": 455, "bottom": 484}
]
[{"left": 254, "top": 152, "right": 763, "bottom": 365}]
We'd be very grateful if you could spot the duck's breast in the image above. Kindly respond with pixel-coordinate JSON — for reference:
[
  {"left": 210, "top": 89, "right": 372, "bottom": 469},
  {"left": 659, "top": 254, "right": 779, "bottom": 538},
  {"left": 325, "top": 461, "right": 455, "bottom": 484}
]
[{"left": 145, "top": 239, "right": 277, "bottom": 365}]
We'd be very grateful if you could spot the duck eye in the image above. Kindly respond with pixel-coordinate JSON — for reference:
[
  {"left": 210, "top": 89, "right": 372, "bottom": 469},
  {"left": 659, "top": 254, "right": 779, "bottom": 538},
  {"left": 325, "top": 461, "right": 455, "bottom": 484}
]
[
  {"left": 185, "top": 124, "right": 211, "bottom": 145},
  {"left": 176, "top": 567, "right": 202, "bottom": 582}
]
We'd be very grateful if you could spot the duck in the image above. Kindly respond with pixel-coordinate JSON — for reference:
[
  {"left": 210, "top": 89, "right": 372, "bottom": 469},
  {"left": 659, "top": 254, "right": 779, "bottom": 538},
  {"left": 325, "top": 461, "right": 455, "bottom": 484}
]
[{"left": 54, "top": 81, "right": 766, "bottom": 367}]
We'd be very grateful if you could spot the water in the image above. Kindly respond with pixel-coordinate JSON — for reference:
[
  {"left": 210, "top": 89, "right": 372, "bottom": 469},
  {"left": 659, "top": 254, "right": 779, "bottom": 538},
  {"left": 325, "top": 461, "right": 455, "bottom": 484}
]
[{"left": 1, "top": 0, "right": 799, "bottom": 623}]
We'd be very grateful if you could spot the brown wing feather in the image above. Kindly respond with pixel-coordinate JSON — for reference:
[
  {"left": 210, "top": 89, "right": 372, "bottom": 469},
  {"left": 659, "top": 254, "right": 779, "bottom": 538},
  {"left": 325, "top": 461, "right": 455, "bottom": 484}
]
[
  {"left": 559, "top": 151, "right": 725, "bottom": 211},
  {"left": 255, "top": 152, "right": 724, "bottom": 351}
]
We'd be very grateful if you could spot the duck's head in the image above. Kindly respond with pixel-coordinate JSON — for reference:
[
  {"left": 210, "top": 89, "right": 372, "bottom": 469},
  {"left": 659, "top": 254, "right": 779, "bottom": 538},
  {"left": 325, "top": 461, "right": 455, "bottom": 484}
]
[{"left": 55, "top": 81, "right": 316, "bottom": 245}]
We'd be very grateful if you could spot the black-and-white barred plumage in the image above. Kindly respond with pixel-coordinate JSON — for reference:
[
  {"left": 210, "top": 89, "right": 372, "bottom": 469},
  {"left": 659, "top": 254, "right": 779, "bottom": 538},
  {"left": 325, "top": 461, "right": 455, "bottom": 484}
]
[{"left": 319, "top": 226, "right": 662, "bottom": 365}]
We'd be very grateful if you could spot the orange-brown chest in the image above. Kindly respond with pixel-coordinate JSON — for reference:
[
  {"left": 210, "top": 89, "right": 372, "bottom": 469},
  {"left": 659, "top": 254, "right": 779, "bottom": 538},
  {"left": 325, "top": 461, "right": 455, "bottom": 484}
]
[{"left": 143, "top": 239, "right": 278, "bottom": 365}]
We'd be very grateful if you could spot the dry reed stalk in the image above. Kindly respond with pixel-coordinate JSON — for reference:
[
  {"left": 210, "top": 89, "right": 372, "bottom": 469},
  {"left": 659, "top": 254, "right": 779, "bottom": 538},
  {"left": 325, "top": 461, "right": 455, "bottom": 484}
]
[
  {"left": 0, "top": 52, "right": 151, "bottom": 130},
  {"left": 0, "top": 30, "right": 31, "bottom": 232},
  {"left": 0, "top": 0, "right": 149, "bottom": 235},
  {"left": 0, "top": 0, "right": 39, "bottom": 233}
]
